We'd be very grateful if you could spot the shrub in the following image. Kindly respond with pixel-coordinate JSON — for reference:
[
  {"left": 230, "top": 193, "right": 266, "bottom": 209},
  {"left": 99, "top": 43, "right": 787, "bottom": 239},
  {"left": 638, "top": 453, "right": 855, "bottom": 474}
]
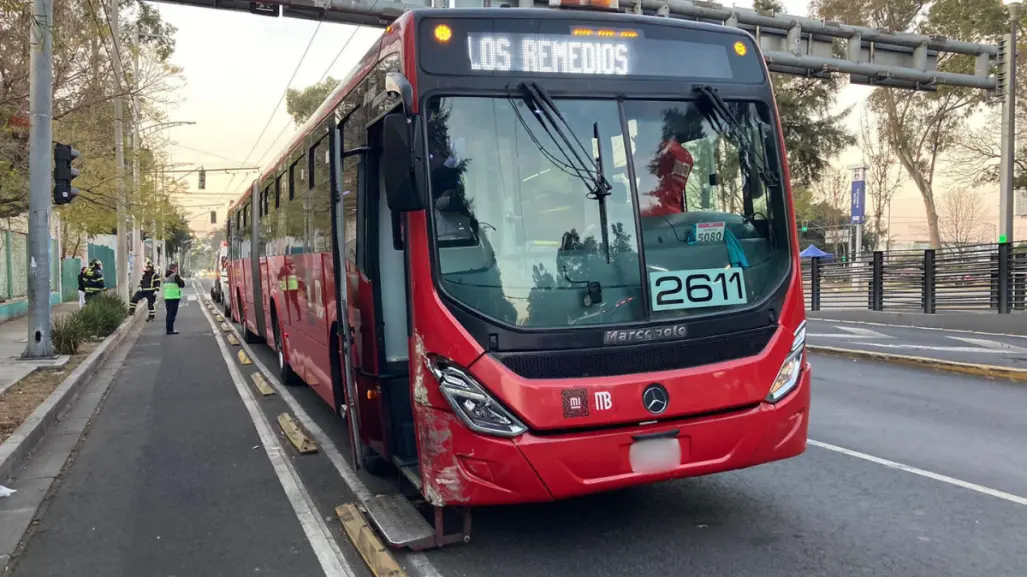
[
  {"left": 79, "top": 292, "right": 129, "bottom": 337},
  {"left": 51, "top": 312, "right": 87, "bottom": 355}
]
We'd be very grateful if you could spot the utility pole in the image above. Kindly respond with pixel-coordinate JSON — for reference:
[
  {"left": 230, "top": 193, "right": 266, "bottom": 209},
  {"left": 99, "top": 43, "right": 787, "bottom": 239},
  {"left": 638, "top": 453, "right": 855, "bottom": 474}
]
[
  {"left": 132, "top": 24, "right": 142, "bottom": 282},
  {"left": 24, "top": 0, "right": 54, "bottom": 358},
  {"left": 110, "top": 0, "right": 128, "bottom": 300},
  {"left": 1000, "top": 0, "right": 1021, "bottom": 245}
]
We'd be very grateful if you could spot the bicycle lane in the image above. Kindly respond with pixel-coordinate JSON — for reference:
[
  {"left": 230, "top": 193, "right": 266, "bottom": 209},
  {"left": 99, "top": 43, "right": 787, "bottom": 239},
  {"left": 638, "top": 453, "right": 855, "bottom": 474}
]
[{"left": 6, "top": 292, "right": 367, "bottom": 577}]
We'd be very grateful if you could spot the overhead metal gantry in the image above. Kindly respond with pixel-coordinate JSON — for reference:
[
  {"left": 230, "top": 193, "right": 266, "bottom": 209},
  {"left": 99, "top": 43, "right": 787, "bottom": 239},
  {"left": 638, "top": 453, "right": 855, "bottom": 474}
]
[
  {"left": 145, "top": 0, "right": 998, "bottom": 90},
  {"left": 144, "top": 0, "right": 1016, "bottom": 241}
]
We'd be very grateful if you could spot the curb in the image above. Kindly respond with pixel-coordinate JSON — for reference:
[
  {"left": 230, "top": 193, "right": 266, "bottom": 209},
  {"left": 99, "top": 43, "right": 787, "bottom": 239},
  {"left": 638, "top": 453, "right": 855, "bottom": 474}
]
[
  {"left": 0, "top": 311, "right": 146, "bottom": 483},
  {"left": 808, "top": 345, "right": 1027, "bottom": 382}
]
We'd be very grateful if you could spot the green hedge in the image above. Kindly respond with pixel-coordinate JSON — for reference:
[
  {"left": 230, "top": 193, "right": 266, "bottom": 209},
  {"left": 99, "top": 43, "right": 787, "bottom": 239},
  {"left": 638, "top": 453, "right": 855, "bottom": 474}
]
[{"left": 79, "top": 292, "right": 129, "bottom": 338}]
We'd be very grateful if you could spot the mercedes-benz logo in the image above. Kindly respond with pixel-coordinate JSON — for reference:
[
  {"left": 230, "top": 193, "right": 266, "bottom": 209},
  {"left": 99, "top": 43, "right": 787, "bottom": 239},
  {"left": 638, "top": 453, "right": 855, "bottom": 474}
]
[{"left": 642, "top": 383, "right": 669, "bottom": 415}]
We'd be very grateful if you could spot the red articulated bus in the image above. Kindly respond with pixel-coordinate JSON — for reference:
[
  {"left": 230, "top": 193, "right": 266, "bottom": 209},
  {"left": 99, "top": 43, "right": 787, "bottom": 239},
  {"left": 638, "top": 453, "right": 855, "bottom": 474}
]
[{"left": 225, "top": 4, "right": 810, "bottom": 550}]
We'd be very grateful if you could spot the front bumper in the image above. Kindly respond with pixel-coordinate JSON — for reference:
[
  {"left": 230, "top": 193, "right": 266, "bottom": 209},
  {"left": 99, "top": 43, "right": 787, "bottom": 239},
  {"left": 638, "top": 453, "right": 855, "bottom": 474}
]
[{"left": 418, "top": 363, "right": 811, "bottom": 505}]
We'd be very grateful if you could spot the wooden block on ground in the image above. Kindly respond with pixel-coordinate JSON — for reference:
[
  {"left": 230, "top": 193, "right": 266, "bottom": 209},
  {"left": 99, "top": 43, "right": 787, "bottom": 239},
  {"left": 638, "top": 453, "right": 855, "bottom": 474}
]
[
  {"left": 277, "top": 413, "right": 317, "bottom": 454},
  {"left": 336, "top": 503, "right": 406, "bottom": 577}
]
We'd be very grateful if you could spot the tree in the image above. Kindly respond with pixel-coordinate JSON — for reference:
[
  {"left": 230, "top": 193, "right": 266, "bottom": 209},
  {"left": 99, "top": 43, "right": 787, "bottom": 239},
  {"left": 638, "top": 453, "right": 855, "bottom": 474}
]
[
  {"left": 858, "top": 107, "right": 903, "bottom": 250},
  {"left": 809, "top": 166, "right": 852, "bottom": 254},
  {"left": 937, "top": 187, "right": 990, "bottom": 249},
  {"left": 951, "top": 30, "right": 1027, "bottom": 192},
  {"left": 286, "top": 77, "right": 338, "bottom": 127},
  {"left": 1, "top": 0, "right": 181, "bottom": 220},
  {"left": 812, "top": 0, "right": 1009, "bottom": 249},
  {"left": 753, "top": 0, "right": 855, "bottom": 188}
]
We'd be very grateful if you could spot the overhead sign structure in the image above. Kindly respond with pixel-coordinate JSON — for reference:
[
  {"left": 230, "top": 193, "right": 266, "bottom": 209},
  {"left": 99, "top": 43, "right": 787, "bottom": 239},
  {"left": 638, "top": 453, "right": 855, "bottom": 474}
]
[{"left": 140, "top": 0, "right": 999, "bottom": 95}]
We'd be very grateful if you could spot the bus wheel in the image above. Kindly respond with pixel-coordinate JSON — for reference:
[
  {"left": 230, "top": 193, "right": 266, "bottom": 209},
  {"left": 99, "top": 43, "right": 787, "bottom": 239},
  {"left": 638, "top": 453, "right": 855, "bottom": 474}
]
[
  {"left": 274, "top": 319, "right": 301, "bottom": 387},
  {"left": 361, "top": 454, "right": 394, "bottom": 477}
]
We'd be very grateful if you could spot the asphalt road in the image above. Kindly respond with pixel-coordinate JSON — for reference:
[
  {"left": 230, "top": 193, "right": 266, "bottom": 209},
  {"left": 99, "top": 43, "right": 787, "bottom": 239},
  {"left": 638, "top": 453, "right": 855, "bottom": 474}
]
[
  {"left": 8, "top": 278, "right": 1026, "bottom": 577},
  {"left": 807, "top": 318, "right": 1027, "bottom": 368}
]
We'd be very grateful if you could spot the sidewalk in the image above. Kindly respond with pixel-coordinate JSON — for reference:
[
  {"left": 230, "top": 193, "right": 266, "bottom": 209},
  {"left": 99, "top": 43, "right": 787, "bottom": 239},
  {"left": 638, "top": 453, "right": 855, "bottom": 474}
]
[{"left": 0, "top": 303, "right": 80, "bottom": 397}]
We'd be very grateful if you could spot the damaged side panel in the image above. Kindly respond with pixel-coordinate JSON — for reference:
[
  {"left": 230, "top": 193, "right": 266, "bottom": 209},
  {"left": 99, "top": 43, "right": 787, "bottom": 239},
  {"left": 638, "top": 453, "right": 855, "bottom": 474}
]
[{"left": 415, "top": 404, "right": 466, "bottom": 506}]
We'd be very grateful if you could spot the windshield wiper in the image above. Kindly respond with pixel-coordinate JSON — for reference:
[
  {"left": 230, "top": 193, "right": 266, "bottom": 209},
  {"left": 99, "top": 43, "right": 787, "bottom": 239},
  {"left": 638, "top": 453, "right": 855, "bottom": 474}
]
[
  {"left": 511, "top": 82, "right": 614, "bottom": 263},
  {"left": 693, "top": 85, "right": 781, "bottom": 193}
]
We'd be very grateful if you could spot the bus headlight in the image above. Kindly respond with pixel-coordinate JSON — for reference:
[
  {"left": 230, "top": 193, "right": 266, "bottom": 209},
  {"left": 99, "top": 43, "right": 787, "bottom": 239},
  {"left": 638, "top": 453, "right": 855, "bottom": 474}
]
[
  {"left": 426, "top": 355, "right": 528, "bottom": 438},
  {"left": 766, "top": 320, "right": 806, "bottom": 403}
]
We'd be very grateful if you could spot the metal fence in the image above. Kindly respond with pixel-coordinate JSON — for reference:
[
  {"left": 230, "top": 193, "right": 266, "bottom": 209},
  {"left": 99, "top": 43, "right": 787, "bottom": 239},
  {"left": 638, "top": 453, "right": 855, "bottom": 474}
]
[
  {"left": 802, "top": 242, "right": 1027, "bottom": 314},
  {"left": 0, "top": 230, "right": 60, "bottom": 302}
]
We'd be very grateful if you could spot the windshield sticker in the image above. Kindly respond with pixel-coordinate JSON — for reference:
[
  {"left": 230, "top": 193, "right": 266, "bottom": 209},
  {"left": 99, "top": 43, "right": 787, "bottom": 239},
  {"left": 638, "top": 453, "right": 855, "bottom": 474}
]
[
  {"left": 693, "top": 221, "right": 726, "bottom": 243},
  {"left": 649, "top": 268, "right": 747, "bottom": 311},
  {"left": 562, "top": 388, "right": 590, "bottom": 418}
]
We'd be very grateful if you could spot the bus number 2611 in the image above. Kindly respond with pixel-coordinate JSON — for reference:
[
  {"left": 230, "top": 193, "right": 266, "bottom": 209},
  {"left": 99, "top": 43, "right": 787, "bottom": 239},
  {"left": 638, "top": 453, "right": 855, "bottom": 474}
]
[{"left": 649, "top": 268, "right": 747, "bottom": 311}]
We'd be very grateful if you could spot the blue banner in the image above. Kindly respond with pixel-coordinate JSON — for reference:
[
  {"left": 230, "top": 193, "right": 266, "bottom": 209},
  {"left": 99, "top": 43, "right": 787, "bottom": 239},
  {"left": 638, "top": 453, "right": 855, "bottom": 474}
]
[{"left": 851, "top": 180, "right": 866, "bottom": 224}]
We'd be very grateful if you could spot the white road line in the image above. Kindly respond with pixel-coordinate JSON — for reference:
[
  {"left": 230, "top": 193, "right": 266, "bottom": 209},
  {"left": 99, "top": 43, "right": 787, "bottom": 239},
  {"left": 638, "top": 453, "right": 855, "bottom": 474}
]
[
  {"left": 809, "top": 440, "right": 1027, "bottom": 507},
  {"left": 807, "top": 318, "right": 1027, "bottom": 341},
  {"left": 195, "top": 282, "right": 445, "bottom": 577},
  {"left": 807, "top": 333, "right": 892, "bottom": 339},
  {"left": 193, "top": 284, "right": 355, "bottom": 577},
  {"left": 835, "top": 325, "right": 891, "bottom": 338},
  {"left": 947, "top": 336, "right": 1027, "bottom": 352},
  {"left": 846, "top": 341, "right": 1019, "bottom": 354}
]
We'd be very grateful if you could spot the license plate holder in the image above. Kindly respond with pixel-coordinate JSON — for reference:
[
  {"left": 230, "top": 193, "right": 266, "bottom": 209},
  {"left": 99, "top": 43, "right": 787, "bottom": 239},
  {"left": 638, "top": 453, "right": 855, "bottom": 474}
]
[{"left": 628, "top": 437, "right": 681, "bottom": 474}]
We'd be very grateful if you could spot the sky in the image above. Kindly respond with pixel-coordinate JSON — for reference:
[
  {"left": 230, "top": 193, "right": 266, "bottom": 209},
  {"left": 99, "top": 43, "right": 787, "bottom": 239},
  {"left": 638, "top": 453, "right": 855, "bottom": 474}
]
[{"left": 149, "top": 0, "right": 1023, "bottom": 244}]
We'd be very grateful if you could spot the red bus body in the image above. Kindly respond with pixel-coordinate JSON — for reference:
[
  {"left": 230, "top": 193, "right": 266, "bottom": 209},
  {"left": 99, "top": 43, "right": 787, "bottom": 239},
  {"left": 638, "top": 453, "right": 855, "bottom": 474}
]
[{"left": 225, "top": 8, "right": 810, "bottom": 508}]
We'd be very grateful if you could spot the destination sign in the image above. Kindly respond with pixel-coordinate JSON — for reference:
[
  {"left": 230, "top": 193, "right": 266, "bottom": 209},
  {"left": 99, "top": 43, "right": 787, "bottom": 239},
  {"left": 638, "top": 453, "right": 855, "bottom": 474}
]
[{"left": 419, "top": 18, "right": 766, "bottom": 83}]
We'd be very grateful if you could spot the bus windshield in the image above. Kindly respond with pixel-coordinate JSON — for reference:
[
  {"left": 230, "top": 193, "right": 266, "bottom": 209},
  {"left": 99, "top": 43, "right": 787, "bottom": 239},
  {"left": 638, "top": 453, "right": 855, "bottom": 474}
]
[{"left": 425, "top": 95, "right": 790, "bottom": 329}]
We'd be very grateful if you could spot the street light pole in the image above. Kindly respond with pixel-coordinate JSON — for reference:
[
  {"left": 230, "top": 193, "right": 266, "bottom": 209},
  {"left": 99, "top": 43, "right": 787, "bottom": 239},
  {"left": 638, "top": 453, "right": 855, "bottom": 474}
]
[
  {"left": 23, "top": 0, "right": 54, "bottom": 359},
  {"left": 131, "top": 24, "right": 142, "bottom": 288},
  {"left": 110, "top": 0, "right": 128, "bottom": 301},
  {"left": 1000, "top": 0, "right": 1021, "bottom": 245}
]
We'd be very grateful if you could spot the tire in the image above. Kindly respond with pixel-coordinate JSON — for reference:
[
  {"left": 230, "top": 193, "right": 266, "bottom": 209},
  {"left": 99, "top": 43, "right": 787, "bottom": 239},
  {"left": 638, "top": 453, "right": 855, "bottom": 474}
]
[
  {"left": 273, "top": 318, "right": 302, "bottom": 387},
  {"left": 361, "top": 454, "right": 394, "bottom": 477},
  {"left": 238, "top": 295, "right": 261, "bottom": 344}
]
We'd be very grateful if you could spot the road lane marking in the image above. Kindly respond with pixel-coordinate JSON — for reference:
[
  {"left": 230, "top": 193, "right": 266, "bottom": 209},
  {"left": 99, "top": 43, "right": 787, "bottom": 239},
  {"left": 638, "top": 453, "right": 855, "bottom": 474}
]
[
  {"left": 847, "top": 341, "right": 1021, "bottom": 354},
  {"left": 192, "top": 281, "right": 445, "bottom": 577},
  {"left": 808, "top": 326, "right": 892, "bottom": 339},
  {"left": 809, "top": 440, "right": 1027, "bottom": 507},
  {"left": 194, "top": 284, "right": 356, "bottom": 577},
  {"left": 946, "top": 336, "right": 1027, "bottom": 352},
  {"left": 807, "top": 318, "right": 1027, "bottom": 341}
]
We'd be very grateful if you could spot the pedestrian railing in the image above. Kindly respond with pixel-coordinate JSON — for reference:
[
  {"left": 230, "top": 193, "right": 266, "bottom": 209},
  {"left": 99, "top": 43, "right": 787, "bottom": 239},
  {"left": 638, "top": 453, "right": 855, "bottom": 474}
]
[{"left": 802, "top": 242, "right": 1027, "bottom": 314}]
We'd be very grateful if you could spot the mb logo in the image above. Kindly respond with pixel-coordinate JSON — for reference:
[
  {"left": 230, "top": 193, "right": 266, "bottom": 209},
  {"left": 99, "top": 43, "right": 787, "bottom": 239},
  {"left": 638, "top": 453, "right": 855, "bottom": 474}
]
[{"left": 594, "top": 391, "right": 612, "bottom": 411}]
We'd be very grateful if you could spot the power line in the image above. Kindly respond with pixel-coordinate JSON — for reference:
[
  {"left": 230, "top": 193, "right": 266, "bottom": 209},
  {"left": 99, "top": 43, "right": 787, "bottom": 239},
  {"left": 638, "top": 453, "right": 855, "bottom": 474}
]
[
  {"left": 223, "top": 17, "right": 326, "bottom": 195},
  {"left": 96, "top": 0, "right": 132, "bottom": 94},
  {"left": 168, "top": 143, "right": 249, "bottom": 165},
  {"left": 252, "top": 26, "right": 364, "bottom": 169}
]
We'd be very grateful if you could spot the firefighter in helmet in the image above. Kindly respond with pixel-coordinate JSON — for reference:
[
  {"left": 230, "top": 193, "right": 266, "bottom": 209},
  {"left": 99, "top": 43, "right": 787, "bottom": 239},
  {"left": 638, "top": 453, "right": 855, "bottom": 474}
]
[
  {"left": 128, "top": 260, "right": 161, "bottom": 321},
  {"left": 82, "top": 259, "right": 106, "bottom": 302}
]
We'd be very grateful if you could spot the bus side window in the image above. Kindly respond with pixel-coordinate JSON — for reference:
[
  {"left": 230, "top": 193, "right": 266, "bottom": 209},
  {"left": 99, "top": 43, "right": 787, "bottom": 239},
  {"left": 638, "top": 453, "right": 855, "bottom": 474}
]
[{"left": 341, "top": 102, "right": 365, "bottom": 265}]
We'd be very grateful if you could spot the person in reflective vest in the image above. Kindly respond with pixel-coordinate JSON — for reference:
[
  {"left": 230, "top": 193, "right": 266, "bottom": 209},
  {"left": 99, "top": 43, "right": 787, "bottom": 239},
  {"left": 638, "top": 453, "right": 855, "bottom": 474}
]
[
  {"left": 129, "top": 260, "right": 161, "bottom": 321},
  {"left": 162, "top": 262, "right": 186, "bottom": 335},
  {"left": 83, "top": 259, "right": 105, "bottom": 302}
]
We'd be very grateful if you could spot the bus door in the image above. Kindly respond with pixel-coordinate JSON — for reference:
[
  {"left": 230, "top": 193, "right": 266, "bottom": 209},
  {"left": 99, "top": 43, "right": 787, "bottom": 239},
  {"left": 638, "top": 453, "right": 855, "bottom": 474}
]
[
  {"left": 331, "top": 114, "right": 367, "bottom": 470},
  {"left": 345, "top": 112, "right": 391, "bottom": 465}
]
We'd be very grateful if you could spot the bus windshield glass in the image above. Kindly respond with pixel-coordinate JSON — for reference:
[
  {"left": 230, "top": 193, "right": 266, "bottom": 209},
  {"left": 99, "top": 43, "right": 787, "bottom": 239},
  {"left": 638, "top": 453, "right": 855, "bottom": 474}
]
[{"left": 426, "top": 94, "right": 791, "bottom": 329}]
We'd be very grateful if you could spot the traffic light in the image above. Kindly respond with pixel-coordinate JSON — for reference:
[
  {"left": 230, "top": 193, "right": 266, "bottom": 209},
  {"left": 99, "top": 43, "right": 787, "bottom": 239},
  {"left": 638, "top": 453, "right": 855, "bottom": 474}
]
[
  {"left": 198, "top": 167, "right": 206, "bottom": 190},
  {"left": 997, "top": 33, "right": 1016, "bottom": 98},
  {"left": 53, "top": 143, "right": 81, "bottom": 205}
]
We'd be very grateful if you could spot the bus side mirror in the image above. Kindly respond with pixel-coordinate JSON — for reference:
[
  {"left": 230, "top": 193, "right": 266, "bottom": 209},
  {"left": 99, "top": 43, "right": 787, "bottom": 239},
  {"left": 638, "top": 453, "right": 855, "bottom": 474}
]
[{"left": 382, "top": 112, "right": 424, "bottom": 212}]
